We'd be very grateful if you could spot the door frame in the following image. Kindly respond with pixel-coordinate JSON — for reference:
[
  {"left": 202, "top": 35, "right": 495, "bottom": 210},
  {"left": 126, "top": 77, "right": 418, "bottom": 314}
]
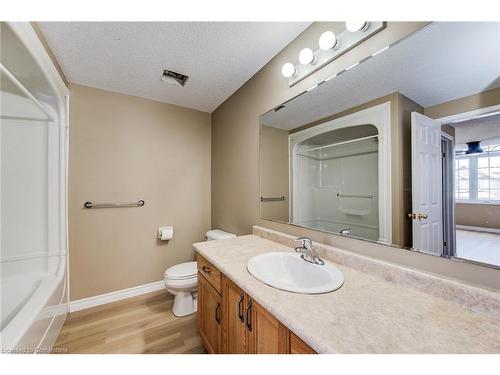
[
  {"left": 441, "top": 132, "right": 455, "bottom": 258},
  {"left": 434, "top": 103, "right": 500, "bottom": 265}
]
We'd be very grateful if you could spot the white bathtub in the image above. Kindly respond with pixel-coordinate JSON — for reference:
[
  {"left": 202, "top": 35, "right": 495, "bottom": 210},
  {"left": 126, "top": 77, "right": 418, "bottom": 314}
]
[
  {"left": 0, "top": 254, "right": 68, "bottom": 353},
  {"left": 0, "top": 22, "right": 69, "bottom": 354},
  {"left": 294, "top": 219, "right": 379, "bottom": 241}
]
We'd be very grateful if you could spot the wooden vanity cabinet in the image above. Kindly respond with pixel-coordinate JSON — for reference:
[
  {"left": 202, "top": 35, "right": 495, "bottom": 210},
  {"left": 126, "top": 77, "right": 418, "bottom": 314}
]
[
  {"left": 289, "top": 332, "right": 317, "bottom": 354},
  {"left": 197, "top": 272, "right": 222, "bottom": 354},
  {"left": 221, "top": 276, "right": 247, "bottom": 353},
  {"left": 221, "top": 275, "right": 288, "bottom": 354},
  {"left": 197, "top": 254, "right": 316, "bottom": 354}
]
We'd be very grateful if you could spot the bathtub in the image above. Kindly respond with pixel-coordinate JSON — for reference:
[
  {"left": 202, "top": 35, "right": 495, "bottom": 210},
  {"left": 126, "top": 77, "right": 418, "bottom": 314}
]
[
  {"left": 0, "top": 22, "right": 69, "bottom": 354},
  {"left": 0, "top": 253, "right": 68, "bottom": 353}
]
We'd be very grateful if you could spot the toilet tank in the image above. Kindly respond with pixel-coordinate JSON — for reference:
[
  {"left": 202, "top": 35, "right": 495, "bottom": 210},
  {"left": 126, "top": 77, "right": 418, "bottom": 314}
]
[{"left": 206, "top": 229, "right": 236, "bottom": 241}]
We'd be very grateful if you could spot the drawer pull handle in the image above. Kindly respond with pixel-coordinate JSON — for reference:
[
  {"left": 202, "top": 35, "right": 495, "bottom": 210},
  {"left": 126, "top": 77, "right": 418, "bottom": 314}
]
[
  {"left": 201, "top": 265, "right": 212, "bottom": 274},
  {"left": 245, "top": 299, "right": 253, "bottom": 332},
  {"left": 215, "top": 302, "right": 221, "bottom": 324},
  {"left": 238, "top": 293, "right": 245, "bottom": 323}
]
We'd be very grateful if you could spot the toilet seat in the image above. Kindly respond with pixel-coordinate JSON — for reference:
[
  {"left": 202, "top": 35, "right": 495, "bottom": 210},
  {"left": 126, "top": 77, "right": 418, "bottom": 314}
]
[
  {"left": 164, "top": 261, "right": 197, "bottom": 280},
  {"left": 164, "top": 276, "right": 197, "bottom": 289}
]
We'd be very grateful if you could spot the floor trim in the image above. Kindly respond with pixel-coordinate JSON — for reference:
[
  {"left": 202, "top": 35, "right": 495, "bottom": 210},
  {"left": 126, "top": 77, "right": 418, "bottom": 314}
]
[
  {"left": 456, "top": 225, "right": 500, "bottom": 234},
  {"left": 69, "top": 281, "right": 165, "bottom": 312}
]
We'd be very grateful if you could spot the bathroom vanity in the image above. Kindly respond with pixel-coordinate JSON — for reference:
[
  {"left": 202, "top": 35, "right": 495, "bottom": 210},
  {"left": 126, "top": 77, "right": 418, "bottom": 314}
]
[
  {"left": 197, "top": 253, "right": 315, "bottom": 354},
  {"left": 194, "top": 227, "right": 500, "bottom": 354}
]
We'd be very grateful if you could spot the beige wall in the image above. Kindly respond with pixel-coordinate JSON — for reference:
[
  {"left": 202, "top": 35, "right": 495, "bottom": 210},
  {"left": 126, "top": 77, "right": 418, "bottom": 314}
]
[
  {"left": 395, "top": 94, "right": 424, "bottom": 247},
  {"left": 456, "top": 204, "right": 500, "bottom": 229},
  {"left": 260, "top": 125, "right": 289, "bottom": 222},
  {"left": 69, "top": 84, "right": 211, "bottom": 300},
  {"left": 424, "top": 87, "right": 500, "bottom": 119},
  {"left": 212, "top": 21, "right": 500, "bottom": 291}
]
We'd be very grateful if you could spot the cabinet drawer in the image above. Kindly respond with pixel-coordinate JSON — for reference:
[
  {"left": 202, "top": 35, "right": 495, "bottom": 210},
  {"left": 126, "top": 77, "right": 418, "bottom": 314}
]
[
  {"left": 290, "top": 332, "right": 316, "bottom": 354},
  {"left": 197, "top": 254, "right": 221, "bottom": 293}
]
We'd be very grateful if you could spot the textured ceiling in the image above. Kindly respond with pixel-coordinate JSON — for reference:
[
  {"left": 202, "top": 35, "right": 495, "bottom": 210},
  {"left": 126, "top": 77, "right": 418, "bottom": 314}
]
[
  {"left": 261, "top": 22, "right": 500, "bottom": 130},
  {"left": 37, "top": 22, "right": 311, "bottom": 112}
]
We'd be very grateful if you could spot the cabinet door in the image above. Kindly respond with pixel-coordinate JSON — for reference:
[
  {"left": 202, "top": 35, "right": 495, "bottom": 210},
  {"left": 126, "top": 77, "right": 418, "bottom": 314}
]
[
  {"left": 221, "top": 276, "right": 247, "bottom": 354},
  {"left": 198, "top": 273, "right": 222, "bottom": 354},
  {"left": 290, "top": 332, "right": 316, "bottom": 354},
  {"left": 246, "top": 298, "right": 287, "bottom": 354}
]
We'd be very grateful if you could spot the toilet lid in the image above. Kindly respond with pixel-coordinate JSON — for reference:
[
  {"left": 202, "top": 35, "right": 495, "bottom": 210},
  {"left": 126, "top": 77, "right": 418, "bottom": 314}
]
[{"left": 164, "top": 261, "right": 197, "bottom": 280}]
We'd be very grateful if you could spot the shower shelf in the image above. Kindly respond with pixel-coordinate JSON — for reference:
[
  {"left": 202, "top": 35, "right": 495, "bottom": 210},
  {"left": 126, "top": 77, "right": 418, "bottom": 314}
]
[
  {"left": 0, "top": 63, "right": 55, "bottom": 122},
  {"left": 296, "top": 135, "right": 378, "bottom": 160}
]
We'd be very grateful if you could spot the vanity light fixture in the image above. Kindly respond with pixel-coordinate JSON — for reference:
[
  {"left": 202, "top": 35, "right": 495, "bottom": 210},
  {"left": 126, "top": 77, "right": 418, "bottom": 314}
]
[
  {"left": 281, "top": 62, "right": 296, "bottom": 78},
  {"left": 282, "top": 22, "right": 385, "bottom": 87},
  {"left": 318, "top": 31, "right": 338, "bottom": 51},
  {"left": 345, "top": 21, "right": 370, "bottom": 32},
  {"left": 298, "top": 48, "right": 316, "bottom": 65}
]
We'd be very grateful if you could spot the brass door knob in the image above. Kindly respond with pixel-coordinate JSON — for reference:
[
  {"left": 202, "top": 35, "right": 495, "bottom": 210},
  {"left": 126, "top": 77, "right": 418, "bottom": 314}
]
[
  {"left": 408, "top": 213, "right": 416, "bottom": 219},
  {"left": 418, "top": 213, "right": 428, "bottom": 220}
]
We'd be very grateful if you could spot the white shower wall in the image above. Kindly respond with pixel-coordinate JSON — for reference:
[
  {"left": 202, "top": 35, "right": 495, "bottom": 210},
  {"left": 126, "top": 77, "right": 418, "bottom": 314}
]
[
  {"left": 294, "top": 139, "right": 379, "bottom": 240},
  {"left": 0, "top": 22, "right": 68, "bottom": 352}
]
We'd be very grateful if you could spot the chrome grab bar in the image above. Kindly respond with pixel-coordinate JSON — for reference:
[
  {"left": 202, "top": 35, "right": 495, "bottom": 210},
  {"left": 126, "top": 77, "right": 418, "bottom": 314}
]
[
  {"left": 83, "top": 200, "right": 145, "bottom": 209},
  {"left": 260, "top": 196, "right": 285, "bottom": 202},
  {"left": 337, "top": 193, "right": 373, "bottom": 199}
]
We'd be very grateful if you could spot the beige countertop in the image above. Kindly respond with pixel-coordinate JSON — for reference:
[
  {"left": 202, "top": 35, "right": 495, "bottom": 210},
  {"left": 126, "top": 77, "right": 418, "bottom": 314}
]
[{"left": 193, "top": 234, "right": 500, "bottom": 354}]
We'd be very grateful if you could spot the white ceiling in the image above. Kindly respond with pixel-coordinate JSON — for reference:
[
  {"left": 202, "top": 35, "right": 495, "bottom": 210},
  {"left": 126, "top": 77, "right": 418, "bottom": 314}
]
[
  {"left": 261, "top": 22, "right": 500, "bottom": 130},
  {"left": 38, "top": 22, "right": 311, "bottom": 112},
  {"left": 453, "top": 113, "right": 500, "bottom": 146}
]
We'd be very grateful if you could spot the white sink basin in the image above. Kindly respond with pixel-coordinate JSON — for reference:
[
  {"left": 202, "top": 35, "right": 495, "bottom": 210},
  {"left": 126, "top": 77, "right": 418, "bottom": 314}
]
[{"left": 247, "top": 252, "right": 344, "bottom": 294}]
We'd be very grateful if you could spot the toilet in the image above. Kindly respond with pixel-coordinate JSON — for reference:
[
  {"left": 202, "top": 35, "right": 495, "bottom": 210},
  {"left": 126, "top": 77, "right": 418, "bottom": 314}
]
[{"left": 164, "top": 229, "right": 236, "bottom": 317}]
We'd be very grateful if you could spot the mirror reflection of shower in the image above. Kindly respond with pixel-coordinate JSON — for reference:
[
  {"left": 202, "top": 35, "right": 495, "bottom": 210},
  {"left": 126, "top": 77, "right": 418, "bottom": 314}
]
[{"left": 291, "top": 124, "right": 379, "bottom": 241}]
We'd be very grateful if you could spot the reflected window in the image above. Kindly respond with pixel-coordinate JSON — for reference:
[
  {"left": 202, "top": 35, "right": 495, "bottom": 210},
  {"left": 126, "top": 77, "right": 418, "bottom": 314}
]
[{"left": 456, "top": 144, "right": 500, "bottom": 203}]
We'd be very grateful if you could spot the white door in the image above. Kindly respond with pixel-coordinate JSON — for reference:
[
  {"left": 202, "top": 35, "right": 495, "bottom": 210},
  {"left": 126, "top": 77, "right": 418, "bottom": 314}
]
[{"left": 411, "top": 112, "right": 443, "bottom": 255}]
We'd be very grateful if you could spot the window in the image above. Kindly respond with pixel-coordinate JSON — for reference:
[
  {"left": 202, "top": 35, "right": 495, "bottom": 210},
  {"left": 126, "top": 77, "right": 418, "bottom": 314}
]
[{"left": 455, "top": 144, "right": 500, "bottom": 203}]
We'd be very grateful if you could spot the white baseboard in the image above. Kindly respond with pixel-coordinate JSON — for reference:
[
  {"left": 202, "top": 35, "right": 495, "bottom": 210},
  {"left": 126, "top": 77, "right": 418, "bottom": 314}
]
[
  {"left": 69, "top": 280, "right": 165, "bottom": 313},
  {"left": 456, "top": 225, "right": 500, "bottom": 234}
]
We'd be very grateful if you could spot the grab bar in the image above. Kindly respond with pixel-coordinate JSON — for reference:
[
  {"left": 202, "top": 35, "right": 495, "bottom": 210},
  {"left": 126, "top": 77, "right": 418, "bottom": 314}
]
[
  {"left": 260, "top": 196, "right": 285, "bottom": 202},
  {"left": 337, "top": 193, "right": 373, "bottom": 199},
  {"left": 83, "top": 200, "right": 145, "bottom": 209}
]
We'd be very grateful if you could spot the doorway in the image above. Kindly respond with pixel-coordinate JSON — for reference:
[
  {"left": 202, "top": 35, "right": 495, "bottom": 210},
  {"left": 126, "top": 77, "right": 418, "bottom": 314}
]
[{"left": 411, "top": 105, "right": 500, "bottom": 268}]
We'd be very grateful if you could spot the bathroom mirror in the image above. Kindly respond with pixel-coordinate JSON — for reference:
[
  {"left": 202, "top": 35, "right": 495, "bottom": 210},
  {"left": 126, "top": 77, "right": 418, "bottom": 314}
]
[{"left": 259, "top": 22, "right": 500, "bottom": 269}]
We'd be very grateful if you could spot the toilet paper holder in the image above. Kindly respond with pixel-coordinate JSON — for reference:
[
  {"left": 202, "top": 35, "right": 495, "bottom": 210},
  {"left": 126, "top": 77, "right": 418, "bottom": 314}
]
[{"left": 158, "top": 226, "right": 174, "bottom": 240}]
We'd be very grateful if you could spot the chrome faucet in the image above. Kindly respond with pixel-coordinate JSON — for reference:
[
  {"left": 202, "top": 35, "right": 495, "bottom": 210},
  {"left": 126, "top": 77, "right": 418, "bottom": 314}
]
[
  {"left": 340, "top": 228, "right": 351, "bottom": 236},
  {"left": 294, "top": 237, "right": 325, "bottom": 265}
]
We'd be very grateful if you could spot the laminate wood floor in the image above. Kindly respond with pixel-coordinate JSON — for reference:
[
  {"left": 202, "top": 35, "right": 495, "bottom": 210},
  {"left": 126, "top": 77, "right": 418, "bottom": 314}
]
[
  {"left": 456, "top": 229, "right": 500, "bottom": 266},
  {"left": 54, "top": 290, "right": 206, "bottom": 354}
]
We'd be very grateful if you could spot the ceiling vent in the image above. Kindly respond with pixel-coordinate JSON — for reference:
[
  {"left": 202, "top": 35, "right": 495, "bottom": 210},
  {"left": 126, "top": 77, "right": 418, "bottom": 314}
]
[{"left": 161, "top": 70, "right": 189, "bottom": 87}]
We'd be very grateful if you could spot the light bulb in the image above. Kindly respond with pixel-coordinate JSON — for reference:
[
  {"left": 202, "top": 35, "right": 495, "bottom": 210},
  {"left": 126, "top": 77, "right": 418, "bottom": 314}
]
[
  {"left": 298, "top": 48, "right": 315, "bottom": 65},
  {"left": 281, "top": 62, "right": 296, "bottom": 78},
  {"left": 318, "top": 31, "right": 338, "bottom": 50},
  {"left": 345, "top": 21, "right": 369, "bottom": 32}
]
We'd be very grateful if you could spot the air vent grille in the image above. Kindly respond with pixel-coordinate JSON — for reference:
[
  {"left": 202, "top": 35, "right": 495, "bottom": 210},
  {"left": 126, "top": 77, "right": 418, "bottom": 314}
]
[{"left": 161, "top": 70, "right": 189, "bottom": 87}]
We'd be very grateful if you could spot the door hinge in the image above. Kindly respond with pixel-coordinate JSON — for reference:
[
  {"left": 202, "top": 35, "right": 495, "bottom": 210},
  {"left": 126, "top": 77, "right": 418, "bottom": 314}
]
[
  {"left": 443, "top": 241, "right": 447, "bottom": 250},
  {"left": 442, "top": 152, "right": 446, "bottom": 158}
]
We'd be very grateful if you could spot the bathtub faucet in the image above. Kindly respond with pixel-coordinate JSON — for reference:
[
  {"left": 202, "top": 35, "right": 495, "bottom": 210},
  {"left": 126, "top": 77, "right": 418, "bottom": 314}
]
[{"left": 340, "top": 228, "right": 351, "bottom": 236}]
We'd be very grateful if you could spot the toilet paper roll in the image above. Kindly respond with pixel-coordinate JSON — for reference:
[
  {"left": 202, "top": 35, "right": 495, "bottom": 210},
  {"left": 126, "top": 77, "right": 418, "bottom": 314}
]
[{"left": 158, "top": 226, "right": 173, "bottom": 240}]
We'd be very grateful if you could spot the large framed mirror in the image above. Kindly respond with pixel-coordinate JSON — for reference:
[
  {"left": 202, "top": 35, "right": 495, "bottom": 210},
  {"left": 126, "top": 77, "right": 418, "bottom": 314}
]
[{"left": 259, "top": 22, "right": 500, "bottom": 269}]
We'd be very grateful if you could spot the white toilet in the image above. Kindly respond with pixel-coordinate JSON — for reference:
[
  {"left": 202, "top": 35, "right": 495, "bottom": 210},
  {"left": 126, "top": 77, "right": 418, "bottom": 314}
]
[{"left": 163, "top": 229, "right": 236, "bottom": 317}]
